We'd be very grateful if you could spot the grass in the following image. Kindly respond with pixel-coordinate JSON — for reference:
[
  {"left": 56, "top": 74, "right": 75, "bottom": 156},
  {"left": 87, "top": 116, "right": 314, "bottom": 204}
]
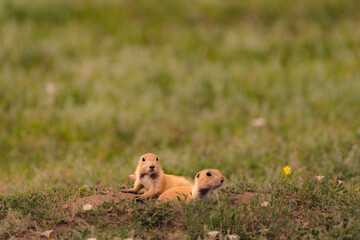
[
  {"left": 1, "top": 179, "right": 360, "bottom": 239},
  {"left": 0, "top": 0, "right": 360, "bottom": 238}
]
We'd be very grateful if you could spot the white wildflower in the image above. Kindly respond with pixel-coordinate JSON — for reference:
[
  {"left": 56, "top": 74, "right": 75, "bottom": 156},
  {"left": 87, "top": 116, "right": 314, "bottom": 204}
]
[
  {"left": 45, "top": 82, "right": 56, "bottom": 95},
  {"left": 227, "top": 229, "right": 239, "bottom": 239},
  {"left": 315, "top": 176, "right": 324, "bottom": 181},
  {"left": 40, "top": 230, "right": 54, "bottom": 238},
  {"left": 251, "top": 118, "right": 266, "bottom": 127},
  {"left": 83, "top": 204, "right": 93, "bottom": 211},
  {"left": 207, "top": 231, "right": 220, "bottom": 237}
]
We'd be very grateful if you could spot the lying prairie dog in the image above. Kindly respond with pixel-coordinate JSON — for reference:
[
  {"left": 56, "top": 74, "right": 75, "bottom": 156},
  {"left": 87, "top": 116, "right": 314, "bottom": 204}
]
[
  {"left": 158, "top": 169, "right": 224, "bottom": 203},
  {"left": 123, "top": 153, "right": 192, "bottom": 200}
]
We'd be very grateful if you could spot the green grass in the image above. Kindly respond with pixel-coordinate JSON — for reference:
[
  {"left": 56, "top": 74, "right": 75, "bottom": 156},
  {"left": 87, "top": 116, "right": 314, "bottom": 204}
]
[
  {"left": 1, "top": 0, "right": 360, "bottom": 238},
  {"left": 1, "top": 179, "right": 360, "bottom": 239}
]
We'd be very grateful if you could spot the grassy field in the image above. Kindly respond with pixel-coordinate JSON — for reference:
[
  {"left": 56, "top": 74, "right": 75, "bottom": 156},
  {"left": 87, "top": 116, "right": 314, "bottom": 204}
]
[{"left": 1, "top": 0, "right": 360, "bottom": 239}]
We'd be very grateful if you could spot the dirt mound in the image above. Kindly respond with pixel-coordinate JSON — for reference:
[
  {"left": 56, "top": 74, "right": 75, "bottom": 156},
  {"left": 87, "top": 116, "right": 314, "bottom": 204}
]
[
  {"left": 68, "top": 191, "right": 270, "bottom": 208},
  {"left": 228, "top": 192, "right": 271, "bottom": 205},
  {"left": 71, "top": 191, "right": 271, "bottom": 207},
  {"left": 14, "top": 191, "right": 274, "bottom": 239},
  {"left": 60, "top": 192, "right": 138, "bottom": 210},
  {"left": 74, "top": 192, "right": 137, "bottom": 206}
]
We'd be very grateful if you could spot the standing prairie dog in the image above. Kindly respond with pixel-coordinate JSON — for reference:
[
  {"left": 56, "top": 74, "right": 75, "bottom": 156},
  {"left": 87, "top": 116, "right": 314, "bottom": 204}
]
[
  {"left": 123, "top": 153, "right": 192, "bottom": 200},
  {"left": 158, "top": 169, "right": 224, "bottom": 203}
]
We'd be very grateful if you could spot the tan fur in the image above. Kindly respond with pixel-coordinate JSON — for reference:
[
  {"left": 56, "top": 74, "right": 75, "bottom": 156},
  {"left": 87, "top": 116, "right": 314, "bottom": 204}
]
[
  {"left": 158, "top": 169, "right": 224, "bottom": 203},
  {"left": 123, "top": 153, "right": 192, "bottom": 200}
]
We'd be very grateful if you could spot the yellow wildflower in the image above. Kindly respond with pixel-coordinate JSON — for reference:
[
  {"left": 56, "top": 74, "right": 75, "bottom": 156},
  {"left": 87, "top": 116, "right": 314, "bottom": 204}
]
[
  {"left": 355, "top": 186, "right": 359, "bottom": 191},
  {"left": 283, "top": 166, "right": 291, "bottom": 175}
]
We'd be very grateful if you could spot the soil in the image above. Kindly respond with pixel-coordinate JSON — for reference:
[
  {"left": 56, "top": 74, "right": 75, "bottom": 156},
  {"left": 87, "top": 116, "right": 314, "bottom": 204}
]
[
  {"left": 73, "top": 192, "right": 138, "bottom": 206},
  {"left": 6, "top": 191, "right": 313, "bottom": 240},
  {"left": 228, "top": 192, "right": 271, "bottom": 205}
]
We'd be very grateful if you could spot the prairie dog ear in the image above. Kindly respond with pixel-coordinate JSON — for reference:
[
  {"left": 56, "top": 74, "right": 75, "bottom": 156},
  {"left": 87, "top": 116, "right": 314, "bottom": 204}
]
[{"left": 196, "top": 173, "right": 200, "bottom": 178}]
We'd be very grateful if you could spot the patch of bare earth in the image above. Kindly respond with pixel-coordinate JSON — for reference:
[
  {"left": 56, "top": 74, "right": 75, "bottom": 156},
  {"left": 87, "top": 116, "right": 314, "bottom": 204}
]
[
  {"left": 72, "top": 192, "right": 138, "bottom": 207},
  {"left": 7, "top": 192, "right": 138, "bottom": 240},
  {"left": 228, "top": 192, "right": 271, "bottom": 205},
  {"left": 11, "top": 191, "right": 327, "bottom": 239}
]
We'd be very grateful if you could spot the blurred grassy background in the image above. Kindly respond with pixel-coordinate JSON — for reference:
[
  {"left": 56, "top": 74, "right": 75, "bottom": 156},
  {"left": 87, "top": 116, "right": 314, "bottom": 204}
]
[{"left": 1, "top": 0, "right": 360, "bottom": 192}]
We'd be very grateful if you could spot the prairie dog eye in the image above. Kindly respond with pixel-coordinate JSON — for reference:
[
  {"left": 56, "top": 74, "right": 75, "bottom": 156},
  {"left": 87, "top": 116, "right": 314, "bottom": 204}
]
[
  {"left": 142, "top": 157, "right": 145, "bottom": 161},
  {"left": 206, "top": 172, "right": 211, "bottom": 177},
  {"left": 156, "top": 157, "right": 158, "bottom": 161}
]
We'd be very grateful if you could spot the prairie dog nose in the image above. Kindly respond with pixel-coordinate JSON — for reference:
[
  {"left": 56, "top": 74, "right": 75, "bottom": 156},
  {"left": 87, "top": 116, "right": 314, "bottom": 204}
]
[
  {"left": 220, "top": 177, "right": 224, "bottom": 183},
  {"left": 149, "top": 165, "right": 155, "bottom": 169}
]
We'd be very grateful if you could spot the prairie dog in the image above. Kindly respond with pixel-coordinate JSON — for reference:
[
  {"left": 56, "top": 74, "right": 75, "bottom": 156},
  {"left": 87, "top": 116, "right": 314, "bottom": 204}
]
[
  {"left": 158, "top": 169, "right": 224, "bottom": 202},
  {"left": 123, "top": 153, "right": 192, "bottom": 200}
]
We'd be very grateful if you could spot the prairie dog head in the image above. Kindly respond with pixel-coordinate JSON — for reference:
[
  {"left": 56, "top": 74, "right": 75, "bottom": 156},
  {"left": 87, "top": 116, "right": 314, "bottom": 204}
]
[
  {"left": 195, "top": 169, "right": 224, "bottom": 190},
  {"left": 137, "top": 153, "right": 162, "bottom": 174}
]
